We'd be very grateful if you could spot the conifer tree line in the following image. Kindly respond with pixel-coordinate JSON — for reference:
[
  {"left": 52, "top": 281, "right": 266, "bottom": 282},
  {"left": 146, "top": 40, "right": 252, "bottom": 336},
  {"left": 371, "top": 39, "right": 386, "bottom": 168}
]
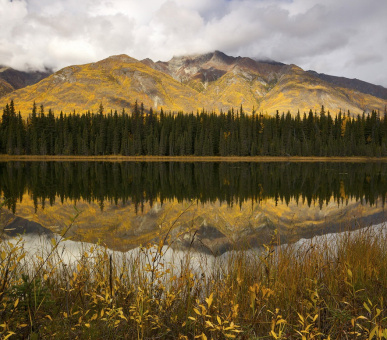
[
  {"left": 1, "top": 100, "right": 387, "bottom": 156},
  {"left": 2, "top": 161, "right": 386, "bottom": 213}
]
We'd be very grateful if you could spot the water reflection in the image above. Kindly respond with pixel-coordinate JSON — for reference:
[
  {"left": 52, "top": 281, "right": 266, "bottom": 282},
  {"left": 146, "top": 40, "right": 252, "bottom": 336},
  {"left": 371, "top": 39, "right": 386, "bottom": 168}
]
[
  {"left": 1, "top": 161, "right": 387, "bottom": 253},
  {"left": 1, "top": 161, "right": 387, "bottom": 213}
]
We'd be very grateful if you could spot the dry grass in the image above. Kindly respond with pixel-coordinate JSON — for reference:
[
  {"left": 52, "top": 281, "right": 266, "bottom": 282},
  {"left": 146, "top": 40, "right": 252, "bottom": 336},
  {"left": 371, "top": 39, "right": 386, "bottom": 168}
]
[{"left": 1, "top": 220, "right": 387, "bottom": 339}]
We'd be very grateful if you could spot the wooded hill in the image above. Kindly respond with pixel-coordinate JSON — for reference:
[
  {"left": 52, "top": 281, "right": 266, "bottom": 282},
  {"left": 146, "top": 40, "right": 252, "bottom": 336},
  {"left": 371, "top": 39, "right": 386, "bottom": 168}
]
[{"left": 2, "top": 100, "right": 387, "bottom": 157}]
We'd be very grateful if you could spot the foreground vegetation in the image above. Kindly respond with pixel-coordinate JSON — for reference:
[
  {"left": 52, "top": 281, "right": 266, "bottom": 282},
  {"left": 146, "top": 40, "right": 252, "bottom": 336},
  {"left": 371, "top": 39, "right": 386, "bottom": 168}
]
[
  {"left": 2, "top": 100, "right": 387, "bottom": 157},
  {"left": 1, "top": 220, "right": 387, "bottom": 339}
]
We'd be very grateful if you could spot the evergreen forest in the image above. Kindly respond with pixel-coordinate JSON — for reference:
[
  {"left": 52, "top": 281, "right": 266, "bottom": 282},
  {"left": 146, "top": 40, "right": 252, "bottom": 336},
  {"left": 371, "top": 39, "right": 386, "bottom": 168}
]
[{"left": 2, "top": 100, "right": 387, "bottom": 156}]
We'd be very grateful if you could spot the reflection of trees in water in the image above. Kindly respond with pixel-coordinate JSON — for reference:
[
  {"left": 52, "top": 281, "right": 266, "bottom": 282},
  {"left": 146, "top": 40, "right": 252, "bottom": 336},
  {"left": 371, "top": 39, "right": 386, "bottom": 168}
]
[{"left": 1, "top": 162, "right": 386, "bottom": 213}]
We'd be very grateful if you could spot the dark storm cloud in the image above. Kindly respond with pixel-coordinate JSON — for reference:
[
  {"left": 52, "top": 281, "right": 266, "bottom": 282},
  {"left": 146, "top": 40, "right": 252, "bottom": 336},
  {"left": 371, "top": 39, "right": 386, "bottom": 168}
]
[{"left": 0, "top": 0, "right": 386, "bottom": 86}]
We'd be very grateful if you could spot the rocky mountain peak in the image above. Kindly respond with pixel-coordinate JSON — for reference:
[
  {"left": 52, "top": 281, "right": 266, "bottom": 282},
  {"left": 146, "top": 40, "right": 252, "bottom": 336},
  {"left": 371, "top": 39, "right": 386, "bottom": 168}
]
[
  {"left": 208, "top": 50, "right": 235, "bottom": 65},
  {"left": 169, "top": 51, "right": 234, "bottom": 70},
  {"left": 105, "top": 54, "right": 138, "bottom": 64}
]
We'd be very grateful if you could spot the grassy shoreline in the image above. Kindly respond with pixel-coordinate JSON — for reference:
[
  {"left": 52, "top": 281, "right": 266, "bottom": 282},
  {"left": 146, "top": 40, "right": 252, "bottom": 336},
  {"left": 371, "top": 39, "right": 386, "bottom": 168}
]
[
  {"left": 1, "top": 225, "right": 387, "bottom": 339},
  {"left": 1, "top": 154, "right": 387, "bottom": 162}
]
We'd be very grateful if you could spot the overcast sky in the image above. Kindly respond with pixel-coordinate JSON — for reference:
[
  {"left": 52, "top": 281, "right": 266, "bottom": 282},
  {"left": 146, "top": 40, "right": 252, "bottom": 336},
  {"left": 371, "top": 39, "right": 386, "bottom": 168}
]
[{"left": 1, "top": 0, "right": 386, "bottom": 87}]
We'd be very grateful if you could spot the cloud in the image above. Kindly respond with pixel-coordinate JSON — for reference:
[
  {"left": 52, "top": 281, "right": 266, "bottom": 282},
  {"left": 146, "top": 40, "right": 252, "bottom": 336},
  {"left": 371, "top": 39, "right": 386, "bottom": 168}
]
[
  {"left": 0, "top": 0, "right": 386, "bottom": 87},
  {"left": 346, "top": 54, "right": 384, "bottom": 68}
]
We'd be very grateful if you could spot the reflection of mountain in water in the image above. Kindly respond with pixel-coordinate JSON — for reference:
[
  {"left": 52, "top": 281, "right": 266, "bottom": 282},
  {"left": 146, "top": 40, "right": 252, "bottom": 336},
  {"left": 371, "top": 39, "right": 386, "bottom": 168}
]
[
  {"left": 1, "top": 161, "right": 387, "bottom": 254},
  {"left": 2, "top": 194, "right": 386, "bottom": 255},
  {"left": 0, "top": 211, "right": 53, "bottom": 237}
]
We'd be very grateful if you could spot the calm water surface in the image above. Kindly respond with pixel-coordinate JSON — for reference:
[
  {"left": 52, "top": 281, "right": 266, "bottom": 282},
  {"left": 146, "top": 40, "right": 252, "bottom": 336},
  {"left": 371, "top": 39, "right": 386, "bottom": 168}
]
[{"left": 1, "top": 161, "right": 386, "bottom": 253}]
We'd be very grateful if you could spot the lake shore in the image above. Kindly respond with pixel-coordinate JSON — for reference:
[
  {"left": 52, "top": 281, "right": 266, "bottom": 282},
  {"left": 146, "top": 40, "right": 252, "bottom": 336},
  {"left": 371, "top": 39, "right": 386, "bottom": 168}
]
[{"left": 1, "top": 154, "right": 387, "bottom": 162}]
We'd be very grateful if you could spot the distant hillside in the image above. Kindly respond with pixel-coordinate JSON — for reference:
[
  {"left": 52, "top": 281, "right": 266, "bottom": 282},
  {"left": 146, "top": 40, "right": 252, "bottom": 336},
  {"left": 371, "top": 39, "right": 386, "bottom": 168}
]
[
  {"left": 0, "top": 52, "right": 386, "bottom": 117},
  {"left": 0, "top": 78, "right": 14, "bottom": 97},
  {"left": 0, "top": 66, "right": 51, "bottom": 93},
  {"left": 307, "top": 70, "right": 387, "bottom": 100}
]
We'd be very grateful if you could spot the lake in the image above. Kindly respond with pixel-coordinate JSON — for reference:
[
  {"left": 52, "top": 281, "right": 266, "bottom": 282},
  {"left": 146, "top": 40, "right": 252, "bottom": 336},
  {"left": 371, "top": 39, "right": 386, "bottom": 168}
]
[{"left": 1, "top": 161, "right": 387, "bottom": 254}]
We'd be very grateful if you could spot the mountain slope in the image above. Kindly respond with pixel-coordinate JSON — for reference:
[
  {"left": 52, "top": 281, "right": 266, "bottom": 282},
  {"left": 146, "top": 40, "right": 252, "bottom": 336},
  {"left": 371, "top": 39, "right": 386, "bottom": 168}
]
[
  {"left": 0, "top": 66, "right": 51, "bottom": 93},
  {"left": 0, "top": 78, "right": 14, "bottom": 97},
  {"left": 0, "top": 55, "right": 203, "bottom": 117},
  {"left": 307, "top": 70, "right": 387, "bottom": 100},
  {"left": 151, "top": 52, "right": 386, "bottom": 115},
  {"left": 0, "top": 52, "right": 386, "bottom": 117},
  {"left": 259, "top": 64, "right": 369, "bottom": 114},
  {"left": 145, "top": 51, "right": 286, "bottom": 112}
]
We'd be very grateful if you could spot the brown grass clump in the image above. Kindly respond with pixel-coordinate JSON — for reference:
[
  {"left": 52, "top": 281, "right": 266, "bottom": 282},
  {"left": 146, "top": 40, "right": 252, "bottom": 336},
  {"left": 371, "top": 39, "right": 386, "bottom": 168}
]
[{"left": 1, "top": 221, "right": 387, "bottom": 339}]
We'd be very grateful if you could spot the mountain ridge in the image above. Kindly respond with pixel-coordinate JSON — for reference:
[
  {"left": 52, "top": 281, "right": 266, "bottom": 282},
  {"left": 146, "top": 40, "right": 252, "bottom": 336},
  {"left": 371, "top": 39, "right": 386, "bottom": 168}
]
[
  {"left": 307, "top": 70, "right": 387, "bottom": 100},
  {"left": 0, "top": 51, "right": 386, "bottom": 117}
]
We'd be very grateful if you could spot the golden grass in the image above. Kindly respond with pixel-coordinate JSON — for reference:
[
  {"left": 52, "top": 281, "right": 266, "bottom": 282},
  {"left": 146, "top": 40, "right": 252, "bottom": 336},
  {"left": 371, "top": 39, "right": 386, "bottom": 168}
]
[{"left": 1, "top": 216, "right": 387, "bottom": 339}]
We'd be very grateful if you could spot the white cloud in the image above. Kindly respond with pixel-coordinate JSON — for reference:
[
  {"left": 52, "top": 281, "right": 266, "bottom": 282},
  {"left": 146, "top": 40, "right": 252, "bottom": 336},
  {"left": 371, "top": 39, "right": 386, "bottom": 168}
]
[{"left": 0, "top": 0, "right": 386, "bottom": 87}]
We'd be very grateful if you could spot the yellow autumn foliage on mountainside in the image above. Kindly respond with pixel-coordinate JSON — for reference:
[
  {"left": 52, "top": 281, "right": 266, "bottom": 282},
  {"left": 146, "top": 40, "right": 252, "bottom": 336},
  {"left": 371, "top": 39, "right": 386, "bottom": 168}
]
[
  {"left": 0, "top": 54, "right": 386, "bottom": 118},
  {"left": 0, "top": 55, "right": 203, "bottom": 117}
]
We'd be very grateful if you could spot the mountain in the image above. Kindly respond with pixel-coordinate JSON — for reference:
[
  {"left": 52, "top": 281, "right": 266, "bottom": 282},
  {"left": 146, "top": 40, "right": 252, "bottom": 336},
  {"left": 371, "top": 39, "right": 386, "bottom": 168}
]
[
  {"left": 0, "top": 52, "right": 386, "bottom": 117},
  {"left": 307, "top": 70, "right": 387, "bottom": 100},
  {"left": 0, "top": 55, "right": 202, "bottom": 116},
  {"left": 148, "top": 51, "right": 386, "bottom": 115},
  {"left": 0, "top": 78, "right": 14, "bottom": 97},
  {"left": 0, "top": 66, "right": 51, "bottom": 92}
]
